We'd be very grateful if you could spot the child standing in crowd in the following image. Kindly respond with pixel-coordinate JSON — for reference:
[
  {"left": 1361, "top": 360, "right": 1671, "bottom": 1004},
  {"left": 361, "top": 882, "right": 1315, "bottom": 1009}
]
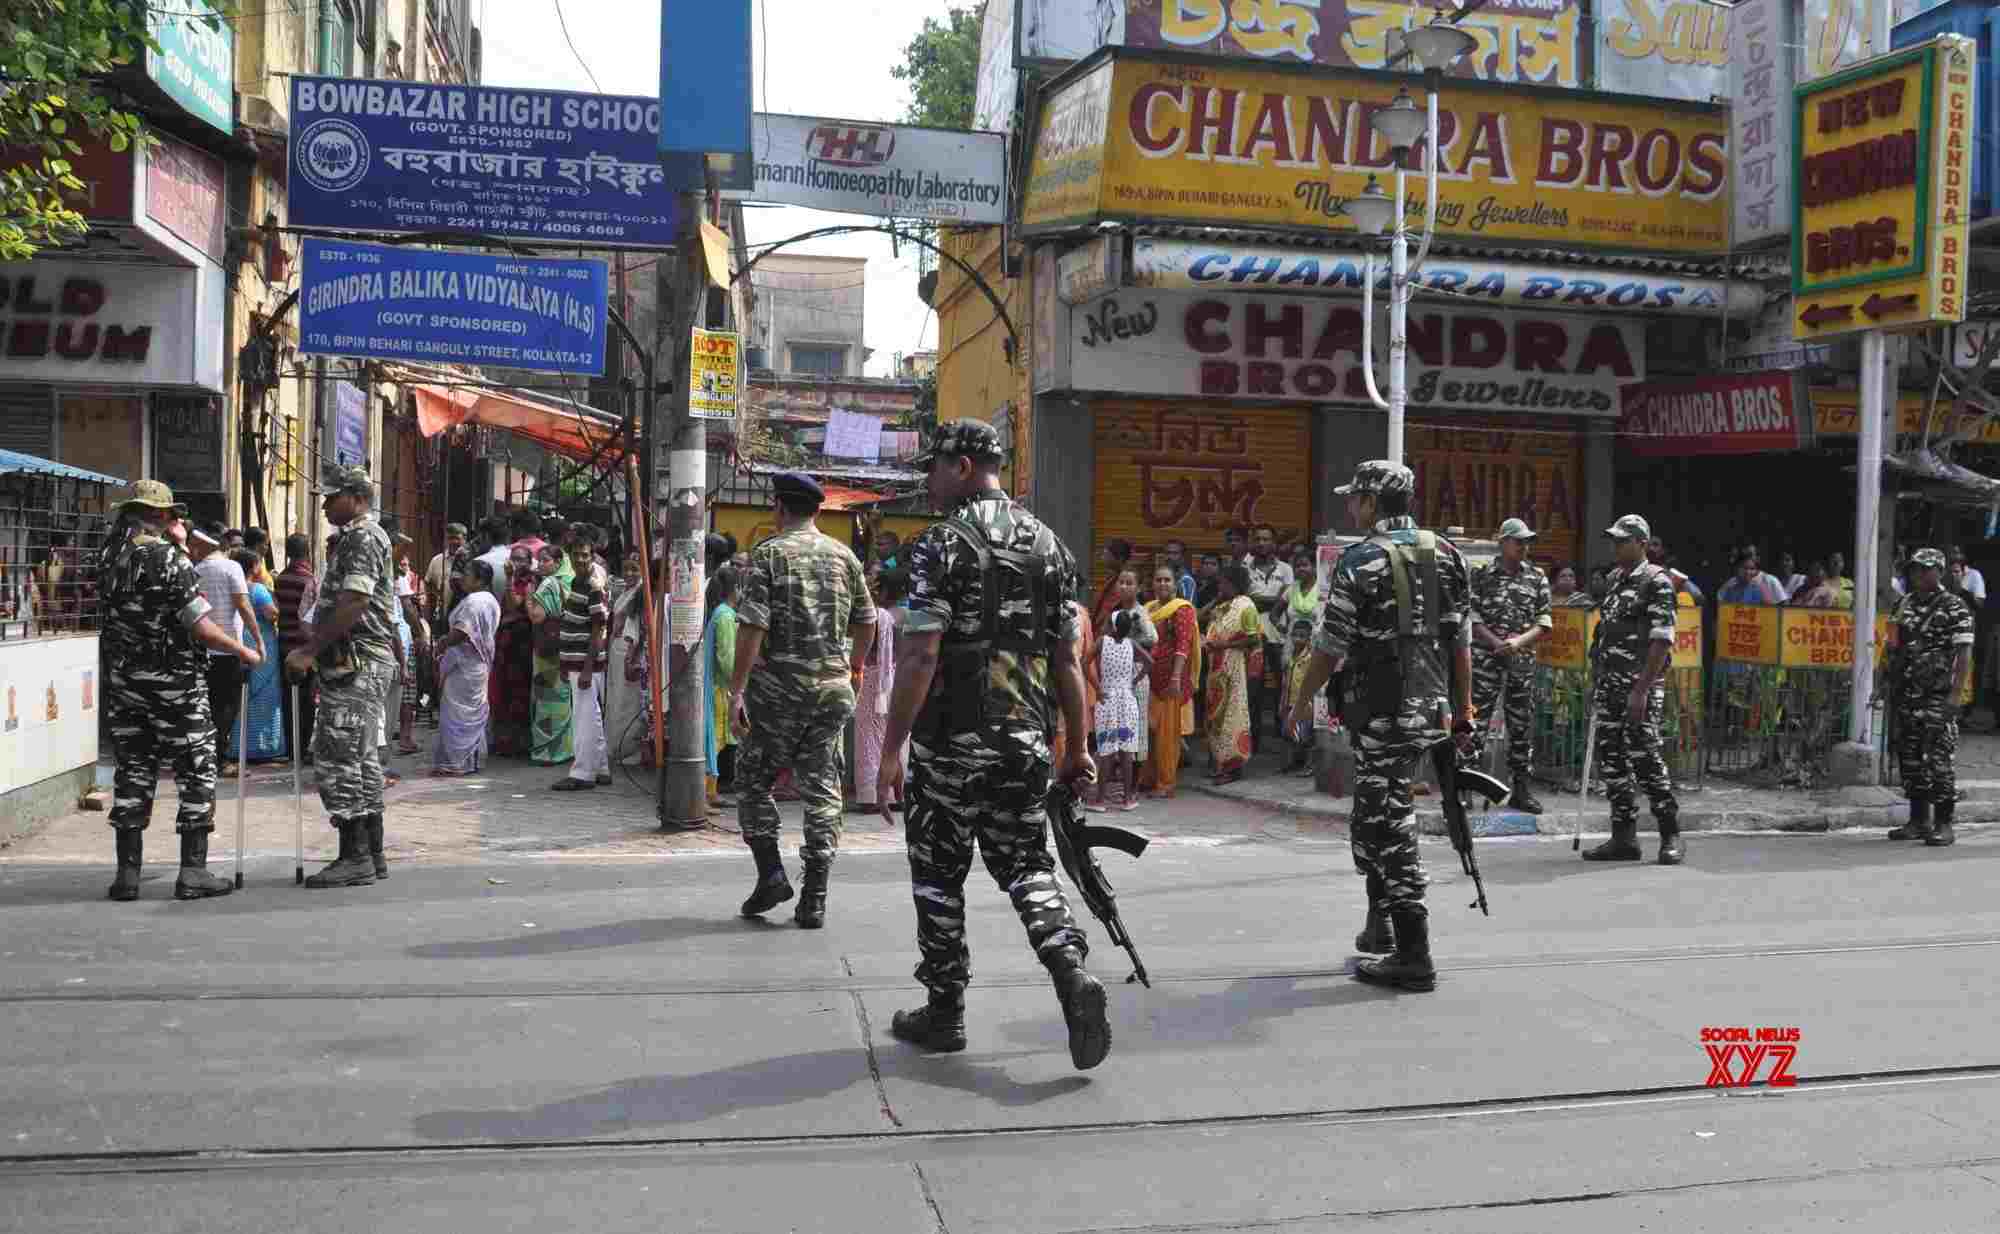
[
  {"left": 1093, "top": 610, "right": 1142, "bottom": 812},
  {"left": 1281, "top": 618, "right": 1316, "bottom": 774}
]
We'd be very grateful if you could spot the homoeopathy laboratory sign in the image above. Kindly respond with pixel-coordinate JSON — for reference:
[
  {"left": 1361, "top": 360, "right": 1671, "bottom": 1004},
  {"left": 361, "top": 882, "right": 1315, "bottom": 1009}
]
[
  {"left": 301, "top": 240, "right": 609, "bottom": 376},
  {"left": 287, "top": 76, "right": 679, "bottom": 246}
]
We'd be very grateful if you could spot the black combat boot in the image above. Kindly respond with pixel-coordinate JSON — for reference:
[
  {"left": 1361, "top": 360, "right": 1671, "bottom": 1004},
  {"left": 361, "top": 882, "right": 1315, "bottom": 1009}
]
[
  {"left": 890, "top": 991, "right": 968, "bottom": 1052},
  {"left": 173, "top": 830, "right": 234, "bottom": 900},
  {"left": 1656, "top": 807, "right": 1685, "bottom": 866},
  {"left": 1582, "top": 815, "right": 1642, "bottom": 861},
  {"left": 1046, "top": 945, "right": 1112, "bottom": 1070},
  {"left": 1508, "top": 782, "right": 1545, "bottom": 814},
  {"left": 1888, "top": 797, "right": 1932, "bottom": 841},
  {"left": 367, "top": 813, "right": 388, "bottom": 879},
  {"left": 1354, "top": 908, "right": 1437, "bottom": 992},
  {"left": 304, "top": 818, "right": 377, "bottom": 888},
  {"left": 792, "top": 858, "right": 829, "bottom": 928},
  {"left": 1354, "top": 903, "right": 1395, "bottom": 954},
  {"left": 739, "top": 837, "right": 793, "bottom": 916},
  {"left": 108, "top": 830, "right": 143, "bottom": 902},
  {"left": 1927, "top": 798, "right": 1956, "bottom": 848}
]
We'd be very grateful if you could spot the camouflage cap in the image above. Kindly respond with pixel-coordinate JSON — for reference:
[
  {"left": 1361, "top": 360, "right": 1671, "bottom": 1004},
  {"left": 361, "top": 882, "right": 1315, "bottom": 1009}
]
[
  {"left": 313, "top": 462, "right": 374, "bottom": 498},
  {"left": 119, "top": 479, "right": 187, "bottom": 516},
  {"left": 1911, "top": 547, "right": 1947, "bottom": 570},
  {"left": 1603, "top": 514, "right": 1652, "bottom": 541},
  {"left": 914, "top": 418, "right": 1005, "bottom": 465},
  {"left": 1333, "top": 460, "right": 1415, "bottom": 497},
  {"left": 1496, "top": 517, "right": 1537, "bottom": 541},
  {"left": 444, "top": 522, "right": 468, "bottom": 537}
]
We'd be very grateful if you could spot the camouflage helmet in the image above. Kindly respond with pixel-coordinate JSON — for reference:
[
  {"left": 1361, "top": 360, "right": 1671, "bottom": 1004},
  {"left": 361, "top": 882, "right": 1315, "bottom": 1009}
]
[
  {"left": 1603, "top": 514, "right": 1652, "bottom": 541},
  {"left": 1911, "top": 547, "right": 1947, "bottom": 571},
  {"left": 313, "top": 462, "right": 374, "bottom": 499},
  {"left": 1333, "top": 460, "right": 1415, "bottom": 498},
  {"left": 1496, "top": 517, "right": 1537, "bottom": 541},
  {"left": 913, "top": 418, "right": 1006, "bottom": 466}
]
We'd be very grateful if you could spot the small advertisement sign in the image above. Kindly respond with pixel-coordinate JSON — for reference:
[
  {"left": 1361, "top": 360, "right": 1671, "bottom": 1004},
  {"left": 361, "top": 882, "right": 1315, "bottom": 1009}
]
[
  {"left": 301, "top": 239, "right": 609, "bottom": 375},
  {"left": 334, "top": 381, "right": 368, "bottom": 466},
  {"left": 689, "top": 328, "right": 740, "bottom": 422},
  {"left": 739, "top": 114, "right": 1005, "bottom": 224},
  {"left": 1717, "top": 603, "right": 1781, "bottom": 665},
  {"left": 287, "top": 76, "right": 678, "bottom": 247},
  {"left": 146, "top": 0, "right": 233, "bottom": 136},
  {"left": 1619, "top": 373, "right": 1811, "bottom": 457}
]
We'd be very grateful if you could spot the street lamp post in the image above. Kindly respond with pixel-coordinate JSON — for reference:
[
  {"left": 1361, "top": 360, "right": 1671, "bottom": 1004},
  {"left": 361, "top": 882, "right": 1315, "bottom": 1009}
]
[{"left": 1342, "top": 23, "right": 1478, "bottom": 465}]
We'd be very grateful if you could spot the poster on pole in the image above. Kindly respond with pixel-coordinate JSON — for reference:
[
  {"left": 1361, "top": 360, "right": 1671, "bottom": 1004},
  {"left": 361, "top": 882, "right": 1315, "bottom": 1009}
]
[
  {"left": 333, "top": 381, "right": 368, "bottom": 465},
  {"left": 286, "top": 76, "right": 679, "bottom": 247},
  {"left": 669, "top": 537, "right": 704, "bottom": 650},
  {"left": 300, "top": 239, "right": 609, "bottom": 375},
  {"left": 689, "top": 328, "right": 740, "bottom": 421}
]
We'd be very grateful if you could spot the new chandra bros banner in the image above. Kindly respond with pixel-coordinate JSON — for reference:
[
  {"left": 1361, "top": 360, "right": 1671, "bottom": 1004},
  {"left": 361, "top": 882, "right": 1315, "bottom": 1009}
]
[
  {"left": 300, "top": 240, "right": 609, "bottom": 376},
  {"left": 1059, "top": 288, "right": 1643, "bottom": 415},
  {"left": 1022, "top": 48, "right": 1728, "bottom": 255},
  {"left": 287, "top": 76, "right": 677, "bottom": 247}
]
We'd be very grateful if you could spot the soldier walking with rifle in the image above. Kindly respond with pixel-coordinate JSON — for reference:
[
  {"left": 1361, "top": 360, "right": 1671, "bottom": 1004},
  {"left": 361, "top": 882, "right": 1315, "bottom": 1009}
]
[
  {"left": 1886, "top": 547, "right": 1974, "bottom": 847},
  {"left": 1581, "top": 515, "right": 1683, "bottom": 865},
  {"left": 874, "top": 420, "right": 1115, "bottom": 1070},
  {"left": 1290, "top": 461, "right": 1475, "bottom": 993}
]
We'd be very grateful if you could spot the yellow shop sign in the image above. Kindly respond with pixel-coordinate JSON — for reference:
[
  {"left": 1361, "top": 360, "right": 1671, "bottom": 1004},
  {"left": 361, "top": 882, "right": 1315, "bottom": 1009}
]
[{"left": 1021, "top": 48, "right": 1729, "bottom": 254}]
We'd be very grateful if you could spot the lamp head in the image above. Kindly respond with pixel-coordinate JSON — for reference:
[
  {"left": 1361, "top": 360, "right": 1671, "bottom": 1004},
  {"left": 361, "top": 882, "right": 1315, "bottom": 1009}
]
[
  {"left": 1396, "top": 21, "right": 1478, "bottom": 72},
  {"left": 1372, "top": 87, "right": 1428, "bottom": 159},
  {"left": 1341, "top": 175, "right": 1396, "bottom": 237}
]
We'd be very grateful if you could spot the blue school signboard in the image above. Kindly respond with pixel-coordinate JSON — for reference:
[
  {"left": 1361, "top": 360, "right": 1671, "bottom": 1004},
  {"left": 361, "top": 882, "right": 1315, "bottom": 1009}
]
[
  {"left": 300, "top": 240, "right": 610, "bottom": 376},
  {"left": 287, "top": 75, "right": 679, "bottom": 247}
]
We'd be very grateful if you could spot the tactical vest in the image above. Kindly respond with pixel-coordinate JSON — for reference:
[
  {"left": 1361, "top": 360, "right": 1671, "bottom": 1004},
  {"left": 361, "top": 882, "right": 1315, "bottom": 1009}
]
[
  {"left": 915, "top": 503, "right": 1058, "bottom": 740},
  {"left": 1345, "top": 531, "right": 1450, "bottom": 730}
]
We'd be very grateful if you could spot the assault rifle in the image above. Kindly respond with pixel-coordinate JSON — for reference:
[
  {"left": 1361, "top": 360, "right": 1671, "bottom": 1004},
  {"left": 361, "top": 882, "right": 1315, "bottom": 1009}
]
[
  {"left": 1047, "top": 781, "right": 1152, "bottom": 987},
  {"left": 1430, "top": 739, "right": 1509, "bottom": 916}
]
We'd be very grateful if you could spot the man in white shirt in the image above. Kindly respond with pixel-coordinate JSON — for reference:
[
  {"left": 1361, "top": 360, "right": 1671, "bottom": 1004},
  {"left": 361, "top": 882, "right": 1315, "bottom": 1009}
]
[
  {"left": 1951, "top": 548, "right": 1986, "bottom": 606},
  {"left": 476, "top": 516, "right": 513, "bottom": 593},
  {"left": 1243, "top": 523, "right": 1294, "bottom": 749},
  {"left": 190, "top": 526, "right": 262, "bottom": 775},
  {"left": 425, "top": 522, "right": 468, "bottom": 625}
]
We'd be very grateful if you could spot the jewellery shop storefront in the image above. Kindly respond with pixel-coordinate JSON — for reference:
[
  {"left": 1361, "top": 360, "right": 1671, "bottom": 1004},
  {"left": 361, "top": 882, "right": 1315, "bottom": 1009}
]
[{"left": 1032, "top": 236, "right": 1761, "bottom": 582}]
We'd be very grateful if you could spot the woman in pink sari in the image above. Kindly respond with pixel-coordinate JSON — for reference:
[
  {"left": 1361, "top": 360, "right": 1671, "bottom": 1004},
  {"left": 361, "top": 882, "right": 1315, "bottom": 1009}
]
[{"left": 851, "top": 570, "right": 908, "bottom": 812}]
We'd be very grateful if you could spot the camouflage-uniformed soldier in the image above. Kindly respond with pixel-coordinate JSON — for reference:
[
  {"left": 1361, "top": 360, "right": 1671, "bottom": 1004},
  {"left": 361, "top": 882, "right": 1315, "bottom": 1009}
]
[
  {"left": 285, "top": 463, "right": 400, "bottom": 888},
  {"left": 1291, "top": 461, "right": 1473, "bottom": 992},
  {"left": 726, "top": 471, "right": 875, "bottom": 928},
  {"left": 1583, "top": 514, "right": 1683, "bottom": 865},
  {"left": 875, "top": 420, "right": 1112, "bottom": 1070},
  {"left": 1470, "top": 517, "right": 1552, "bottom": 812},
  {"left": 1887, "top": 547, "right": 1974, "bottom": 847},
  {"left": 100, "top": 481, "right": 264, "bottom": 901}
]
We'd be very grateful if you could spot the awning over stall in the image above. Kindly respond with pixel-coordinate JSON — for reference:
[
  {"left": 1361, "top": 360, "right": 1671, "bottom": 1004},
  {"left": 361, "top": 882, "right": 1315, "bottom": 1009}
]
[{"left": 408, "top": 382, "right": 626, "bottom": 465}]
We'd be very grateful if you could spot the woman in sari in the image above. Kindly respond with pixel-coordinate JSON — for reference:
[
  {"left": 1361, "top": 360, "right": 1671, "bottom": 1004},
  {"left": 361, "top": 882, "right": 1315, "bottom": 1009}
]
[
  {"left": 1204, "top": 564, "right": 1261, "bottom": 784},
  {"left": 850, "top": 569, "right": 905, "bottom": 813},
  {"left": 1146, "top": 565, "right": 1199, "bottom": 798},
  {"left": 489, "top": 545, "right": 537, "bottom": 756},
  {"left": 225, "top": 549, "right": 287, "bottom": 764},
  {"left": 525, "top": 543, "right": 574, "bottom": 764},
  {"left": 1284, "top": 547, "right": 1320, "bottom": 632},
  {"left": 434, "top": 560, "right": 500, "bottom": 776}
]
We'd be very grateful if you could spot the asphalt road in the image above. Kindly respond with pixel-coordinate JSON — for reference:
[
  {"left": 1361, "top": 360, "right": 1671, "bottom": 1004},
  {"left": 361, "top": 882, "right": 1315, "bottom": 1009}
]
[{"left": 2, "top": 824, "right": 1998, "bottom": 1232}]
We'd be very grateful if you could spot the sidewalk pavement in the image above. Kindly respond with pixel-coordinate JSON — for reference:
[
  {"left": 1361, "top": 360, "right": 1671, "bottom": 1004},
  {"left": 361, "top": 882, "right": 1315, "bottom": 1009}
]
[{"left": 1189, "top": 731, "right": 2000, "bottom": 838}]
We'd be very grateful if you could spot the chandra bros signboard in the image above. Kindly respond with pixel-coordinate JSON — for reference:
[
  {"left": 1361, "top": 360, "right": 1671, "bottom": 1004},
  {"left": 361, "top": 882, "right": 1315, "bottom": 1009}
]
[
  {"left": 287, "top": 76, "right": 678, "bottom": 247},
  {"left": 740, "top": 114, "right": 1006, "bottom": 223},
  {"left": 1791, "top": 37, "right": 1975, "bottom": 340},
  {"left": 1021, "top": 48, "right": 1728, "bottom": 254},
  {"left": 300, "top": 240, "right": 609, "bottom": 376},
  {"left": 1061, "top": 288, "right": 1642, "bottom": 415},
  {"left": 1618, "top": 372, "right": 1812, "bottom": 457}
]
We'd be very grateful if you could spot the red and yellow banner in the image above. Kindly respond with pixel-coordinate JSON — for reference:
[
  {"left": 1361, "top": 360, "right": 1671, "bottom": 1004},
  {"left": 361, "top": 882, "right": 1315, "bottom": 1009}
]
[
  {"left": 1540, "top": 605, "right": 1700, "bottom": 671},
  {"left": 1717, "top": 603, "right": 1781, "bottom": 665}
]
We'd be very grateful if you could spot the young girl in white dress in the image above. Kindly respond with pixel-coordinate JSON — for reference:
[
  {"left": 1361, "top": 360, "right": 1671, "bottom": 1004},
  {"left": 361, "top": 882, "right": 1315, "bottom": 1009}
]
[{"left": 1093, "top": 610, "right": 1142, "bottom": 811}]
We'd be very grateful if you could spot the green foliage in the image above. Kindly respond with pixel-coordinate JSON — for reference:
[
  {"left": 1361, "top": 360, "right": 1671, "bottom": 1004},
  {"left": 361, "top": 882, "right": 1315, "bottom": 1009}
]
[
  {"left": 890, "top": 2, "right": 984, "bottom": 131},
  {"left": 0, "top": 1, "right": 230, "bottom": 261}
]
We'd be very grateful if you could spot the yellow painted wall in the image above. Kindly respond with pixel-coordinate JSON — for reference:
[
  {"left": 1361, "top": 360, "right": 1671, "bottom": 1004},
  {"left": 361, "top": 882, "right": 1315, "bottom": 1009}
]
[
  {"left": 711, "top": 504, "right": 860, "bottom": 553},
  {"left": 935, "top": 226, "right": 1031, "bottom": 498}
]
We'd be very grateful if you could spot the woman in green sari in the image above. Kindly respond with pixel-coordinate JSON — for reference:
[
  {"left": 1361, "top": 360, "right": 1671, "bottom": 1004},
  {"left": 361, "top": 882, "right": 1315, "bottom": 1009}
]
[{"left": 525, "top": 543, "right": 574, "bottom": 764}]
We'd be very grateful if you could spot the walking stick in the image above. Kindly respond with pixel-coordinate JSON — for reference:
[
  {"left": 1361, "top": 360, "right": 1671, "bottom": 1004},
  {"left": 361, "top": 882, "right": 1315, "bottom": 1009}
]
[
  {"left": 235, "top": 678, "right": 249, "bottom": 889},
  {"left": 292, "top": 680, "right": 304, "bottom": 885},
  {"left": 1574, "top": 712, "right": 1599, "bottom": 853}
]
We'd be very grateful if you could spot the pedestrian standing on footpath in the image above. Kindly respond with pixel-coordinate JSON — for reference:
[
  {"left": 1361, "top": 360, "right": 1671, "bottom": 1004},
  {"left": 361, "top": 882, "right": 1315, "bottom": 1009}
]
[
  {"left": 1887, "top": 548, "right": 1975, "bottom": 847},
  {"left": 726, "top": 471, "right": 875, "bottom": 928},
  {"left": 1244, "top": 524, "right": 1295, "bottom": 751},
  {"left": 1582, "top": 515, "right": 1684, "bottom": 866},
  {"left": 426, "top": 522, "right": 468, "bottom": 633},
  {"left": 1290, "top": 461, "right": 1473, "bottom": 993},
  {"left": 285, "top": 464, "right": 400, "bottom": 888},
  {"left": 553, "top": 532, "right": 611, "bottom": 791},
  {"left": 873, "top": 420, "right": 1113, "bottom": 1070},
  {"left": 100, "top": 482, "right": 265, "bottom": 901},
  {"left": 275, "top": 533, "right": 320, "bottom": 764},
  {"left": 189, "top": 523, "right": 261, "bottom": 780},
  {"left": 1469, "top": 518, "right": 1551, "bottom": 812}
]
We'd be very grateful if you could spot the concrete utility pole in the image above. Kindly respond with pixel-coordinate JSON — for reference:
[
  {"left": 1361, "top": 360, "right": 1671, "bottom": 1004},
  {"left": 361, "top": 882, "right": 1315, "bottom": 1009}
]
[{"left": 659, "top": 183, "right": 714, "bottom": 829}]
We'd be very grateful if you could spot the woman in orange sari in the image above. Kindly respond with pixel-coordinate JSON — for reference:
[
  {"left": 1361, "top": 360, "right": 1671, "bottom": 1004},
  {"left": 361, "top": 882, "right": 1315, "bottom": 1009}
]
[{"left": 1145, "top": 565, "right": 1199, "bottom": 797}]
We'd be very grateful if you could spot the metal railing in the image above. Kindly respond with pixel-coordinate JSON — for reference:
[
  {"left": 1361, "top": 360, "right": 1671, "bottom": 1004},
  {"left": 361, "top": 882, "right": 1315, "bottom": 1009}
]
[{"left": 0, "top": 471, "right": 115, "bottom": 642}]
